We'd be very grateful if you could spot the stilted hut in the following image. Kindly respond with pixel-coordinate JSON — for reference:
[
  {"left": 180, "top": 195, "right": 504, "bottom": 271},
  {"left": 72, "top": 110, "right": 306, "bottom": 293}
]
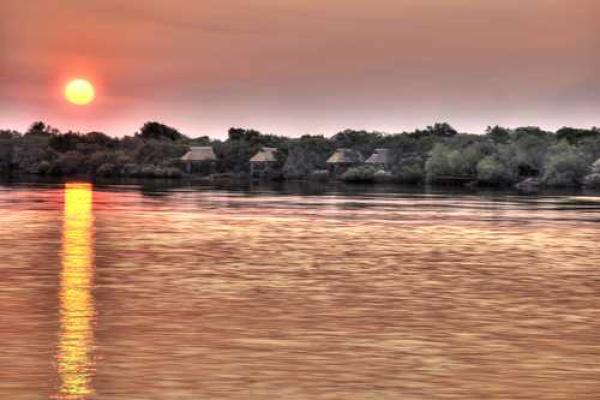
[
  {"left": 249, "top": 147, "right": 278, "bottom": 179},
  {"left": 365, "top": 148, "right": 390, "bottom": 168},
  {"left": 181, "top": 146, "right": 217, "bottom": 174},
  {"left": 326, "top": 148, "right": 363, "bottom": 175}
]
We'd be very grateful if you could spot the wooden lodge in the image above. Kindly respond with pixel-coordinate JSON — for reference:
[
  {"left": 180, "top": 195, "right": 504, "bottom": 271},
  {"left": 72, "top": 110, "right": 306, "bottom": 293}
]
[
  {"left": 249, "top": 147, "right": 278, "bottom": 179},
  {"left": 181, "top": 146, "right": 217, "bottom": 174},
  {"left": 326, "top": 148, "right": 363, "bottom": 175}
]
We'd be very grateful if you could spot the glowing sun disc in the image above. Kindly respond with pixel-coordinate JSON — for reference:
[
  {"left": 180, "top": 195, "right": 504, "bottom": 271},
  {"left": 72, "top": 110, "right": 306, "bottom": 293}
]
[{"left": 65, "top": 79, "right": 95, "bottom": 106}]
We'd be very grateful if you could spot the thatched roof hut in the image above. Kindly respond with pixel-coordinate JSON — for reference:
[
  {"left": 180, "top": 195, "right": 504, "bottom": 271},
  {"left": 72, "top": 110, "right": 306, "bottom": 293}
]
[
  {"left": 326, "top": 148, "right": 363, "bottom": 164},
  {"left": 365, "top": 148, "right": 390, "bottom": 165},
  {"left": 250, "top": 147, "right": 278, "bottom": 163},
  {"left": 181, "top": 146, "right": 216, "bottom": 162}
]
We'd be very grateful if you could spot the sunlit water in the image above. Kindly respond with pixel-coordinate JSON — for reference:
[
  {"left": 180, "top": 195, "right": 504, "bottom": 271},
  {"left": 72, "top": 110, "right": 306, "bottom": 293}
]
[{"left": 1, "top": 181, "right": 599, "bottom": 400}]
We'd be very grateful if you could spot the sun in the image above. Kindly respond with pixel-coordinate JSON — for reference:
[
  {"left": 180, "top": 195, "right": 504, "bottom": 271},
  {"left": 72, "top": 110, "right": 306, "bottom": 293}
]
[{"left": 64, "top": 79, "right": 95, "bottom": 106}]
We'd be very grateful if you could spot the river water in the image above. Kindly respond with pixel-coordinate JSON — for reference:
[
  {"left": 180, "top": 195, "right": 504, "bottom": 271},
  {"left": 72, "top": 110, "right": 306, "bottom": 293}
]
[{"left": 1, "top": 181, "right": 599, "bottom": 399}]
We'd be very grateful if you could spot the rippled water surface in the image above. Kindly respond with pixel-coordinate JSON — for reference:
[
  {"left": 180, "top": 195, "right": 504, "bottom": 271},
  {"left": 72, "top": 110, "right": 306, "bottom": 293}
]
[{"left": 1, "top": 182, "right": 599, "bottom": 399}]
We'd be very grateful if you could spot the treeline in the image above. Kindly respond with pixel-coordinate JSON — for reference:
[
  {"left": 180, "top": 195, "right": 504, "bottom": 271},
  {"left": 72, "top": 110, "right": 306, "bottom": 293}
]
[{"left": 1, "top": 121, "right": 600, "bottom": 189}]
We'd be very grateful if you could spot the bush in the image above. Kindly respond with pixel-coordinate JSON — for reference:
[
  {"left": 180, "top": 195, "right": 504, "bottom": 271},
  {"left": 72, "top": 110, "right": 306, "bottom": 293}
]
[
  {"left": 340, "top": 166, "right": 379, "bottom": 182},
  {"left": 56, "top": 151, "right": 87, "bottom": 175},
  {"left": 426, "top": 122, "right": 457, "bottom": 138},
  {"left": 140, "top": 164, "right": 158, "bottom": 178},
  {"left": 373, "top": 169, "right": 393, "bottom": 182},
  {"left": 96, "top": 163, "right": 118, "bottom": 177},
  {"left": 542, "top": 142, "right": 589, "bottom": 187},
  {"left": 309, "top": 169, "right": 330, "bottom": 181},
  {"left": 583, "top": 173, "right": 600, "bottom": 189},
  {"left": 425, "top": 144, "right": 483, "bottom": 182},
  {"left": 477, "top": 154, "right": 517, "bottom": 186},
  {"left": 486, "top": 126, "right": 511, "bottom": 143},
  {"left": 283, "top": 142, "right": 331, "bottom": 179},
  {"left": 512, "top": 134, "right": 550, "bottom": 176},
  {"left": 515, "top": 177, "right": 542, "bottom": 192},
  {"left": 393, "top": 163, "right": 423, "bottom": 183},
  {"left": 0, "top": 139, "right": 14, "bottom": 173},
  {"left": 136, "top": 122, "right": 186, "bottom": 141}
]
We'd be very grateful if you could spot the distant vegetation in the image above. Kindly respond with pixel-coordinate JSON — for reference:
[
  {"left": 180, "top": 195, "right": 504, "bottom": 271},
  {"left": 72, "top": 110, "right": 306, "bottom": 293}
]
[{"left": 2, "top": 121, "right": 600, "bottom": 189}]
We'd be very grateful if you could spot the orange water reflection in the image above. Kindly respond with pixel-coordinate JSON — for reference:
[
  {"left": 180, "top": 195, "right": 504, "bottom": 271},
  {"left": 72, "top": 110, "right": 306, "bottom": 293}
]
[
  {"left": 1, "top": 184, "right": 597, "bottom": 399},
  {"left": 56, "top": 183, "right": 95, "bottom": 399}
]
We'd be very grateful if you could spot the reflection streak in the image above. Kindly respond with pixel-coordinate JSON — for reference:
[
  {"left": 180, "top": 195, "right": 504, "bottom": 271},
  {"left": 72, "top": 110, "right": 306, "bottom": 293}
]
[{"left": 56, "top": 183, "right": 95, "bottom": 399}]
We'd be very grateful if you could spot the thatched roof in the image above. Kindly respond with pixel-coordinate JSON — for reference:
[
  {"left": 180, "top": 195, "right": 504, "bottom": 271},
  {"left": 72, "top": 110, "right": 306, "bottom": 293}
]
[
  {"left": 250, "top": 147, "right": 278, "bottom": 163},
  {"left": 327, "top": 148, "right": 363, "bottom": 164},
  {"left": 181, "top": 146, "right": 216, "bottom": 162},
  {"left": 365, "top": 148, "right": 390, "bottom": 164},
  {"left": 591, "top": 158, "right": 600, "bottom": 173}
]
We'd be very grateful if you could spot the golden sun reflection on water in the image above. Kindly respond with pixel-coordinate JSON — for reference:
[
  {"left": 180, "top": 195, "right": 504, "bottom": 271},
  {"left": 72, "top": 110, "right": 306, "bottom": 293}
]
[{"left": 56, "top": 183, "right": 95, "bottom": 399}]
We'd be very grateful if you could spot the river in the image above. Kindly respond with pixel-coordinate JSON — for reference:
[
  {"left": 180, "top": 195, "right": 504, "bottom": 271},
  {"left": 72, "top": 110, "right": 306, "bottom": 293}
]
[{"left": 1, "top": 181, "right": 599, "bottom": 399}]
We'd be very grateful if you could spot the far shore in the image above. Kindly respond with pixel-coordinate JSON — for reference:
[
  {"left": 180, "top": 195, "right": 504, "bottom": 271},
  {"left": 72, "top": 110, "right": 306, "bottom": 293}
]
[{"left": 2, "top": 121, "right": 600, "bottom": 192}]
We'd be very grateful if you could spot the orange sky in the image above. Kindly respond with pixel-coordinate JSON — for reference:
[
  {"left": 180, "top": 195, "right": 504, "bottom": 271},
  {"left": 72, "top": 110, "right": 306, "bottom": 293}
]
[{"left": 1, "top": 0, "right": 598, "bottom": 137}]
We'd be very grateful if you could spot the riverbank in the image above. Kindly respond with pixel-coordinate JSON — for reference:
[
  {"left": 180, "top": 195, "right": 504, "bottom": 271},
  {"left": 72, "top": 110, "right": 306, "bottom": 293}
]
[
  {"left": 3, "top": 121, "right": 600, "bottom": 191},
  {"left": 3, "top": 175, "right": 600, "bottom": 201}
]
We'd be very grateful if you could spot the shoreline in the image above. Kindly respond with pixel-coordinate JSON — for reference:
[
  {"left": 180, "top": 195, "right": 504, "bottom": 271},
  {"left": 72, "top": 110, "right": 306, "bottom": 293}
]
[{"left": 2, "top": 174, "right": 599, "bottom": 199}]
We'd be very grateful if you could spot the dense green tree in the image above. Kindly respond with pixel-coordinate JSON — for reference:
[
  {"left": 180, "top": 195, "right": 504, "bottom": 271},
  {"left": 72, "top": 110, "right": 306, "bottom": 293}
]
[
  {"left": 426, "top": 122, "right": 458, "bottom": 138},
  {"left": 331, "top": 130, "right": 382, "bottom": 155},
  {"left": 283, "top": 135, "right": 334, "bottom": 179},
  {"left": 486, "top": 125, "right": 511, "bottom": 143},
  {"left": 476, "top": 145, "right": 518, "bottom": 186},
  {"left": 136, "top": 122, "right": 186, "bottom": 141},
  {"left": 555, "top": 127, "right": 600, "bottom": 144},
  {"left": 49, "top": 132, "right": 81, "bottom": 152},
  {"left": 542, "top": 141, "right": 590, "bottom": 187},
  {"left": 425, "top": 143, "right": 484, "bottom": 182},
  {"left": 25, "top": 121, "right": 58, "bottom": 137}
]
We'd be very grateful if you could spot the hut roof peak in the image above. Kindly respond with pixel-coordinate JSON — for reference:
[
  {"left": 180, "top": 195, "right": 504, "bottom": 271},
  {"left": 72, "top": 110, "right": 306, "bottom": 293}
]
[
  {"left": 327, "top": 148, "right": 364, "bottom": 164},
  {"left": 366, "top": 148, "right": 390, "bottom": 164},
  {"left": 250, "top": 147, "right": 278, "bottom": 162},
  {"left": 181, "top": 146, "right": 216, "bottom": 161}
]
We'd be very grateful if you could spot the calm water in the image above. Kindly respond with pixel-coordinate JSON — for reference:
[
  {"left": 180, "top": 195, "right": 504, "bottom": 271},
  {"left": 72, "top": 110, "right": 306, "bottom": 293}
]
[{"left": 1, "top": 181, "right": 599, "bottom": 400}]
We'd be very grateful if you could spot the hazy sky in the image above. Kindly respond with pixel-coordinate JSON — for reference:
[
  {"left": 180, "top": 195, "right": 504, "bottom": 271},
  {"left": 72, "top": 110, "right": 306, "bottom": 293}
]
[{"left": 1, "top": 0, "right": 598, "bottom": 137}]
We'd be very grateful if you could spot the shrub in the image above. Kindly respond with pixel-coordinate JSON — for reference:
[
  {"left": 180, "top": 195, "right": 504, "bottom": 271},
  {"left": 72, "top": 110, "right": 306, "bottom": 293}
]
[
  {"left": 140, "top": 164, "right": 158, "bottom": 178},
  {"left": 583, "top": 173, "right": 600, "bottom": 189},
  {"left": 578, "top": 137, "right": 600, "bottom": 165},
  {"left": 0, "top": 139, "right": 14, "bottom": 173},
  {"left": 136, "top": 122, "right": 186, "bottom": 141},
  {"left": 309, "top": 169, "right": 330, "bottom": 181},
  {"left": 373, "top": 169, "right": 393, "bottom": 182},
  {"left": 425, "top": 144, "right": 483, "bottom": 182},
  {"left": 542, "top": 142, "right": 589, "bottom": 187},
  {"left": 96, "top": 162, "right": 118, "bottom": 177},
  {"left": 35, "top": 160, "right": 51, "bottom": 175},
  {"left": 426, "top": 122, "right": 457, "bottom": 138},
  {"left": 515, "top": 177, "right": 542, "bottom": 192},
  {"left": 393, "top": 163, "right": 424, "bottom": 183},
  {"left": 477, "top": 153, "right": 518, "bottom": 186},
  {"left": 486, "top": 126, "right": 511, "bottom": 143},
  {"left": 340, "top": 166, "right": 379, "bottom": 182},
  {"left": 283, "top": 146, "right": 329, "bottom": 179},
  {"left": 511, "top": 134, "right": 550, "bottom": 176},
  {"left": 56, "top": 151, "right": 87, "bottom": 175},
  {"left": 162, "top": 167, "right": 183, "bottom": 178}
]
